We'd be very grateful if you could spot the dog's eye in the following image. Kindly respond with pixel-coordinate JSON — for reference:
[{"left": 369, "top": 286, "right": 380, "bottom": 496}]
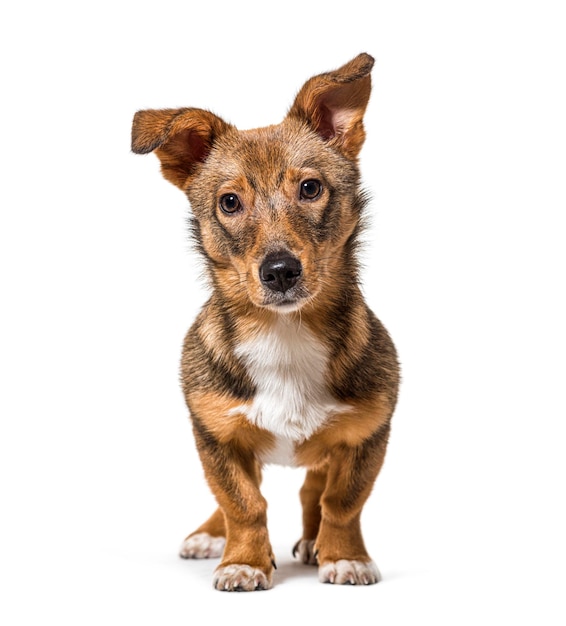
[
  {"left": 300, "top": 179, "right": 322, "bottom": 201},
  {"left": 219, "top": 193, "right": 241, "bottom": 214}
]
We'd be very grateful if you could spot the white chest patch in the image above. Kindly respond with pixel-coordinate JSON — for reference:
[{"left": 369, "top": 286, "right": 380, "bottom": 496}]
[{"left": 233, "top": 318, "right": 348, "bottom": 462}]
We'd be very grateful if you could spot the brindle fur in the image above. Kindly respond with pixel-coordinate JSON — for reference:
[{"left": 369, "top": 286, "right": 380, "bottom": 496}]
[{"left": 132, "top": 53, "right": 400, "bottom": 591}]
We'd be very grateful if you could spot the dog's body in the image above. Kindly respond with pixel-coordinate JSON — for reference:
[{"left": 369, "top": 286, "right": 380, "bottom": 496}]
[{"left": 131, "top": 53, "right": 399, "bottom": 591}]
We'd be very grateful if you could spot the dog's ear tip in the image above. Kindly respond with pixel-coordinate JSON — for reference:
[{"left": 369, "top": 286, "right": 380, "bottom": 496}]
[
  {"left": 130, "top": 131, "right": 155, "bottom": 155},
  {"left": 347, "top": 52, "right": 375, "bottom": 77},
  {"left": 130, "top": 142, "right": 153, "bottom": 155},
  {"left": 131, "top": 109, "right": 164, "bottom": 154},
  {"left": 358, "top": 52, "right": 375, "bottom": 67}
]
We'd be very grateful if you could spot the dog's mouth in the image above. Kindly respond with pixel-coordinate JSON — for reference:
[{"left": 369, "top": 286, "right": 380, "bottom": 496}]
[{"left": 259, "top": 284, "right": 312, "bottom": 313}]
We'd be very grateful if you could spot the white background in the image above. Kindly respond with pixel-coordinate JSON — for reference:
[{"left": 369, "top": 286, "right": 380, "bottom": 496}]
[{"left": 1, "top": 1, "right": 565, "bottom": 623}]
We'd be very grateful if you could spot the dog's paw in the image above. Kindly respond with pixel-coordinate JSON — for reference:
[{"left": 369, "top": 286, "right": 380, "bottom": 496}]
[
  {"left": 292, "top": 539, "right": 318, "bottom": 565},
  {"left": 318, "top": 559, "right": 381, "bottom": 585},
  {"left": 179, "top": 533, "right": 225, "bottom": 559},
  {"left": 213, "top": 564, "right": 272, "bottom": 591}
]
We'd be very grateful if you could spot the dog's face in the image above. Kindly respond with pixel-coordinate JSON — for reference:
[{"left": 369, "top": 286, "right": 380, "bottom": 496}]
[
  {"left": 186, "top": 120, "right": 363, "bottom": 312},
  {"left": 132, "top": 54, "right": 374, "bottom": 313}
]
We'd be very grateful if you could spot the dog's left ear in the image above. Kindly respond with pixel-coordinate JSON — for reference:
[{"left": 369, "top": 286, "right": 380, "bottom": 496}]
[{"left": 287, "top": 53, "right": 374, "bottom": 160}]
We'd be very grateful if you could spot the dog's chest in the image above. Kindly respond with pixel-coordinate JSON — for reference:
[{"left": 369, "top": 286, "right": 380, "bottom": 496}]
[{"left": 233, "top": 319, "right": 346, "bottom": 462}]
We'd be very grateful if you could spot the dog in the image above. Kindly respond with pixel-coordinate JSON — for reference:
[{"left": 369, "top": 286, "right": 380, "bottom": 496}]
[{"left": 131, "top": 53, "right": 399, "bottom": 591}]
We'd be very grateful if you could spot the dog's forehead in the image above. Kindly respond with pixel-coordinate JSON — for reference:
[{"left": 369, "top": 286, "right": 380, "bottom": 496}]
[{"left": 212, "top": 123, "right": 325, "bottom": 180}]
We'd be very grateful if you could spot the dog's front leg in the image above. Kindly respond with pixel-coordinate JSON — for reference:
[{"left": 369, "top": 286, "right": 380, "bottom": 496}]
[
  {"left": 192, "top": 417, "right": 275, "bottom": 591},
  {"left": 315, "top": 423, "right": 390, "bottom": 585}
]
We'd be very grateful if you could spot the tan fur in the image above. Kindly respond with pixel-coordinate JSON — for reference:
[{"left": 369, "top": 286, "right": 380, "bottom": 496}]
[
  {"left": 132, "top": 53, "right": 400, "bottom": 591},
  {"left": 188, "top": 390, "right": 275, "bottom": 452}
]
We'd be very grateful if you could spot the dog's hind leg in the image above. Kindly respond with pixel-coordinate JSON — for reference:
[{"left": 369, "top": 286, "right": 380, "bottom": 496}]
[
  {"left": 179, "top": 507, "right": 226, "bottom": 559},
  {"left": 293, "top": 469, "right": 326, "bottom": 565}
]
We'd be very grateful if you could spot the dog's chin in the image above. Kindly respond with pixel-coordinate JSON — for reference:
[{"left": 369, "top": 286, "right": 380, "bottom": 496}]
[
  {"left": 264, "top": 300, "right": 305, "bottom": 314},
  {"left": 252, "top": 292, "right": 312, "bottom": 314}
]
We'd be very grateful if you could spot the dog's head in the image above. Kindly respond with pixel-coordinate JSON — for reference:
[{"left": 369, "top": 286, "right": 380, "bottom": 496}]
[{"left": 132, "top": 54, "right": 374, "bottom": 313}]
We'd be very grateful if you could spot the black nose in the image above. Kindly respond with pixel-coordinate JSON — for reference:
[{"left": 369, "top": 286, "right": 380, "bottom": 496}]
[{"left": 259, "top": 252, "right": 302, "bottom": 293}]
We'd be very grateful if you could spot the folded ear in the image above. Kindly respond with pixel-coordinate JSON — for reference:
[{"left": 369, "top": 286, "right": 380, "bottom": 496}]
[
  {"left": 287, "top": 53, "right": 375, "bottom": 160},
  {"left": 131, "top": 108, "right": 232, "bottom": 189}
]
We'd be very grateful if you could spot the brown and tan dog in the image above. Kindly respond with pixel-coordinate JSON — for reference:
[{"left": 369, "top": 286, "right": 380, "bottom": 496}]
[{"left": 131, "top": 53, "right": 399, "bottom": 591}]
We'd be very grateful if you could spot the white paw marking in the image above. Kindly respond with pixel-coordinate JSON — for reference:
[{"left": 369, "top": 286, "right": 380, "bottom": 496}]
[
  {"left": 294, "top": 539, "right": 318, "bottom": 565},
  {"left": 318, "top": 559, "right": 381, "bottom": 585},
  {"left": 179, "top": 533, "right": 225, "bottom": 559},
  {"left": 213, "top": 564, "right": 272, "bottom": 591}
]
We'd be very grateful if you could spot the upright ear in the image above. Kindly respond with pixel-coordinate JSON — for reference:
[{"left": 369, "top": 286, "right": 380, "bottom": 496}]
[
  {"left": 287, "top": 53, "right": 375, "bottom": 160},
  {"left": 131, "top": 108, "right": 232, "bottom": 189}
]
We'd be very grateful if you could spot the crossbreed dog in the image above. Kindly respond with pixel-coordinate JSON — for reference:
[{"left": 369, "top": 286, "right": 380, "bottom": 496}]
[{"left": 131, "top": 53, "right": 399, "bottom": 591}]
